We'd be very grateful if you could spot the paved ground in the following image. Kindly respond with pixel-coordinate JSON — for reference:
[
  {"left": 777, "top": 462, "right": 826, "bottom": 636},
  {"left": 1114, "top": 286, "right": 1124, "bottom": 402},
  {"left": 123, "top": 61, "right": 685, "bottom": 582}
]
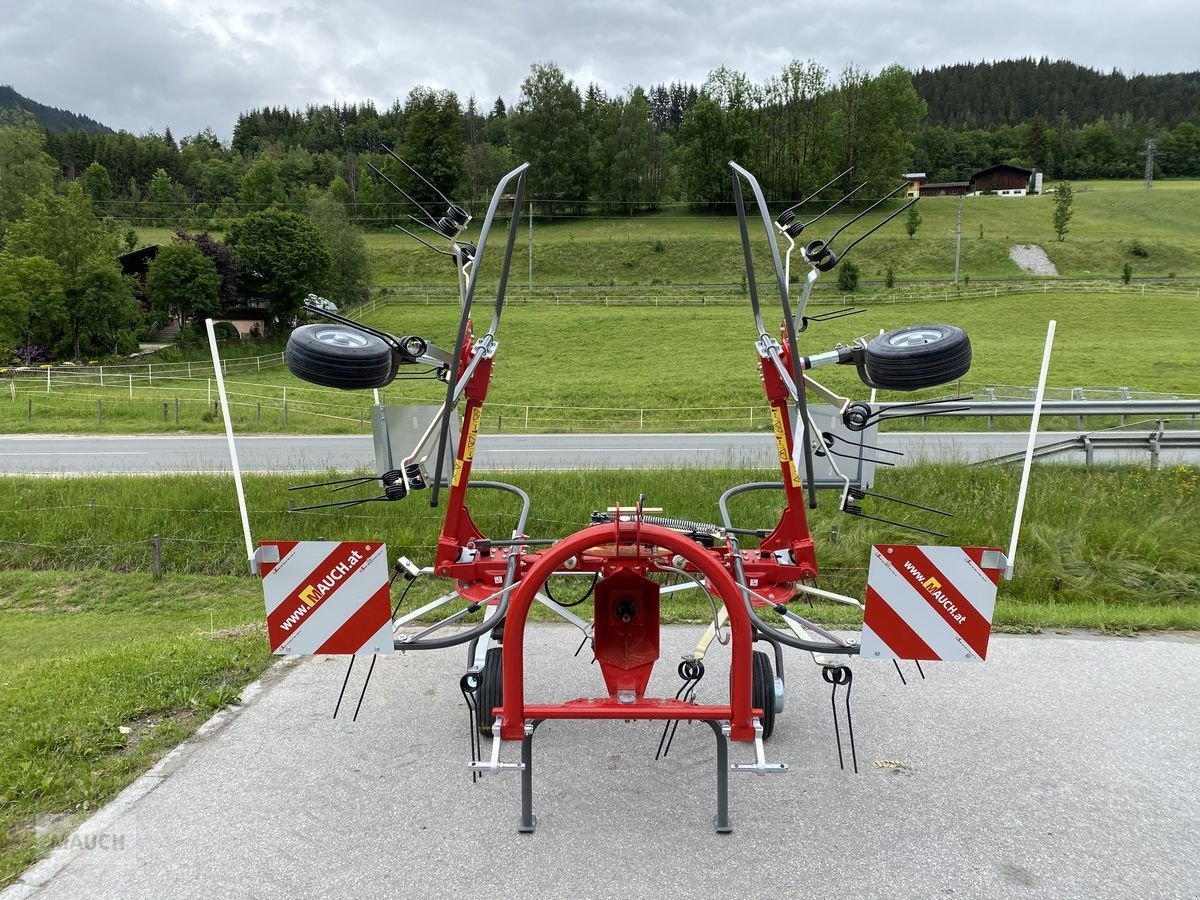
[
  {"left": 2, "top": 431, "right": 1188, "bottom": 475},
  {"left": 7, "top": 627, "right": 1198, "bottom": 899}
]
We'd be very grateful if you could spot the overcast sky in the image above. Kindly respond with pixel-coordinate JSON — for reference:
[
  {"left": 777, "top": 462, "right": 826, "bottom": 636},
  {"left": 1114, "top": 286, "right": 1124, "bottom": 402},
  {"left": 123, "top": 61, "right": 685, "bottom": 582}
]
[{"left": 4, "top": 0, "right": 1198, "bottom": 140}]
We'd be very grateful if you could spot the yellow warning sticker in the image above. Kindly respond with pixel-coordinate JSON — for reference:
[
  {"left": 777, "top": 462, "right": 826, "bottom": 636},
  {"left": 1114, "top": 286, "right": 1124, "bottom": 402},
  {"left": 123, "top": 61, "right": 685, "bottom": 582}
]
[
  {"left": 451, "top": 407, "right": 483, "bottom": 487},
  {"left": 770, "top": 406, "right": 801, "bottom": 487},
  {"left": 770, "top": 407, "right": 789, "bottom": 461},
  {"left": 464, "top": 407, "right": 482, "bottom": 461}
]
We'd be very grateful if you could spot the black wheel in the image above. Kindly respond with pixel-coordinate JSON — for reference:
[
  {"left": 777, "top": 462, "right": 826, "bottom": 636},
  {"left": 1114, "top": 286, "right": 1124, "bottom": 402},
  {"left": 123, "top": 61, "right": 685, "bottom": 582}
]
[
  {"left": 752, "top": 650, "right": 777, "bottom": 740},
  {"left": 477, "top": 647, "right": 503, "bottom": 737},
  {"left": 285, "top": 324, "right": 397, "bottom": 390},
  {"left": 862, "top": 323, "right": 971, "bottom": 391}
]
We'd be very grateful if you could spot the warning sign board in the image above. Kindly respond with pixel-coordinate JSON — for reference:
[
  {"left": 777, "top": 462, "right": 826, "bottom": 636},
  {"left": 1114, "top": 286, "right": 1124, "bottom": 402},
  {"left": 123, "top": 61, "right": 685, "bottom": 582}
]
[
  {"left": 257, "top": 541, "right": 393, "bottom": 656},
  {"left": 860, "top": 545, "right": 1004, "bottom": 662}
]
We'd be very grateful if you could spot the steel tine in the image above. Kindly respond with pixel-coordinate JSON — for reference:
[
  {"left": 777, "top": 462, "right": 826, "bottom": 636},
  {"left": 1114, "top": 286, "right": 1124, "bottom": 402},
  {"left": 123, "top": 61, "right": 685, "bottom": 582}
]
[
  {"left": 332, "top": 656, "right": 355, "bottom": 719},
  {"left": 802, "top": 180, "right": 869, "bottom": 229},
  {"left": 778, "top": 166, "right": 854, "bottom": 220},
  {"left": 364, "top": 160, "right": 437, "bottom": 221},
  {"left": 825, "top": 181, "right": 909, "bottom": 244}
]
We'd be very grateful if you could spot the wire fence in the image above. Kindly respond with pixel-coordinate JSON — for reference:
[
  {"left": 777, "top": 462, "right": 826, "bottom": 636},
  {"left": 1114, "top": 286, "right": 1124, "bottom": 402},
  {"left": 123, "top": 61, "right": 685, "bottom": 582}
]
[
  {"left": 356, "top": 279, "right": 1200, "bottom": 310},
  {"left": 5, "top": 375, "right": 1197, "bottom": 435},
  {"left": 0, "top": 351, "right": 287, "bottom": 385}
]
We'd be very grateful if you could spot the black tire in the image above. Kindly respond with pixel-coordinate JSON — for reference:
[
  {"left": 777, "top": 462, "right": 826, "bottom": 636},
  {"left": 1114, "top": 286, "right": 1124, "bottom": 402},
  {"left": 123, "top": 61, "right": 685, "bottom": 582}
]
[
  {"left": 752, "top": 650, "right": 777, "bottom": 740},
  {"left": 477, "top": 647, "right": 503, "bottom": 737},
  {"left": 862, "top": 323, "right": 971, "bottom": 391},
  {"left": 285, "top": 324, "right": 397, "bottom": 390}
]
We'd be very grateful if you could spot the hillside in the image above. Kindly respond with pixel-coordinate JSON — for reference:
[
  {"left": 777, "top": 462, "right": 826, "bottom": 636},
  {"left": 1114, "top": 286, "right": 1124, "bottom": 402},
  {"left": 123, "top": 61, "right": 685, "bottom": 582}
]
[
  {"left": 0, "top": 85, "right": 112, "bottom": 134},
  {"left": 912, "top": 59, "right": 1200, "bottom": 128}
]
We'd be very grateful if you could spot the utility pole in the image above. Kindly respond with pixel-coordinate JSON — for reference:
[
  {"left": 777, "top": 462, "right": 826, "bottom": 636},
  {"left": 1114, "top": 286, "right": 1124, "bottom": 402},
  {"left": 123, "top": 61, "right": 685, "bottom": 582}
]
[
  {"left": 1143, "top": 138, "right": 1156, "bottom": 189},
  {"left": 953, "top": 195, "right": 964, "bottom": 285},
  {"left": 528, "top": 201, "right": 533, "bottom": 290}
]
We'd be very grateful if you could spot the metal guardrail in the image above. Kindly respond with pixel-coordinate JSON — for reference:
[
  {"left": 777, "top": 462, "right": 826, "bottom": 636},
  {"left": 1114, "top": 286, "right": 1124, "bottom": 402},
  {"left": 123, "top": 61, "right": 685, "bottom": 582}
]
[
  {"left": 982, "top": 419, "right": 1200, "bottom": 467},
  {"left": 900, "top": 399, "right": 1200, "bottom": 418}
]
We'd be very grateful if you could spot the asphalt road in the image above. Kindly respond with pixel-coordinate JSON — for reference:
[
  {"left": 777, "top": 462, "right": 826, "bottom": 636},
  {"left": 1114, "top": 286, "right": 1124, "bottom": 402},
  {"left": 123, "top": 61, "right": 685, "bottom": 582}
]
[
  {"left": 1, "top": 431, "right": 1188, "bottom": 475},
  {"left": 6, "top": 627, "right": 1198, "bottom": 899}
]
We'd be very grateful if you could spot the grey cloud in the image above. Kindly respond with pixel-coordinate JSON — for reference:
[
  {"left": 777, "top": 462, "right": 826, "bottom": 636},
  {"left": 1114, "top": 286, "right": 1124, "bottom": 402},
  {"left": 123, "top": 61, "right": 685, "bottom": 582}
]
[{"left": 2, "top": 0, "right": 1196, "bottom": 140}]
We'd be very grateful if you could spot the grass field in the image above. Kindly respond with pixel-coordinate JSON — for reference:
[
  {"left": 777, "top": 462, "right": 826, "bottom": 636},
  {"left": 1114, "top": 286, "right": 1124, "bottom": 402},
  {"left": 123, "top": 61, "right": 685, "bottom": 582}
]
[
  {"left": 4, "top": 289, "right": 1198, "bottom": 435},
  {"left": 1, "top": 465, "right": 1196, "bottom": 623},
  {"left": 1, "top": 462, "right": 1196, "bottom": 884},
  {"left": 137, "top": 179, "right": 1200, "bottom": 286},
  {"left": 0, "top": 572, "right": 270, "bottom": 887}
]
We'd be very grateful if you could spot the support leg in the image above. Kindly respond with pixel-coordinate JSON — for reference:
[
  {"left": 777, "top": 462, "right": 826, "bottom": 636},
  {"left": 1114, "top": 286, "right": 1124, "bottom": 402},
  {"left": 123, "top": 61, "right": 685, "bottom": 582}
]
[
  {"left": 519, "top": 721, "right": 540, "bottom": 833},
  {"left": 707, "top": 720, "right": 732, "bottom": 834}
]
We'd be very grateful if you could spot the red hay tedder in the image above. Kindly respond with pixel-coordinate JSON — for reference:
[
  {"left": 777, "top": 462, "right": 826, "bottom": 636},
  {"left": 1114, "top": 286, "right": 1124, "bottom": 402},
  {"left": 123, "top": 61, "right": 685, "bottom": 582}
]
[{"left": 211, "top": 157, "right": 1046, "bottom": 833}]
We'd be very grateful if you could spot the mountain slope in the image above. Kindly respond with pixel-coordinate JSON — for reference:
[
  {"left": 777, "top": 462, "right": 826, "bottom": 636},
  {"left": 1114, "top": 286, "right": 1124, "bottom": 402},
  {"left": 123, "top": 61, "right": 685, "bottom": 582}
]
[{"left": 0, "top": 85, "right": 113, "bottom": 134}]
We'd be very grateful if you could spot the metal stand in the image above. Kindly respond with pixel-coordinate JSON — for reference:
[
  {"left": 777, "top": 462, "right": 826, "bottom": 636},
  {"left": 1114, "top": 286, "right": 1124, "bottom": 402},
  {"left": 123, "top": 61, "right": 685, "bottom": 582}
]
[
  {"left": 519, "top": 721, "right": 541, "bottom": 833},
  {"left": 708, "top": 720, "right": 732, "bottom": 834},
  {"left": 516, "top": 719, "right": 732, "bottom": 834}
]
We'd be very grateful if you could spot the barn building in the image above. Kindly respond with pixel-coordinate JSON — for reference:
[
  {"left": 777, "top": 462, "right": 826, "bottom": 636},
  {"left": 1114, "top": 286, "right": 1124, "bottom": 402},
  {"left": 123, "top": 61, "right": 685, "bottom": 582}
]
[{"left": 971, "top": 164, "right": 1035, "bottom": 196}]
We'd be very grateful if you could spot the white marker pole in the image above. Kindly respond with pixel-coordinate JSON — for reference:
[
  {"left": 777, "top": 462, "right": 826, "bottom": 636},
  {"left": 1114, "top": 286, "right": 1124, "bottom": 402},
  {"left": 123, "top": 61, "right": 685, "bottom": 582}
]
[
  {"left": 1005, "top": 319, "right": 1056, "bottom": 580},
  {"left": 206, "top": 319, "right": 255, "bottom": 572}
]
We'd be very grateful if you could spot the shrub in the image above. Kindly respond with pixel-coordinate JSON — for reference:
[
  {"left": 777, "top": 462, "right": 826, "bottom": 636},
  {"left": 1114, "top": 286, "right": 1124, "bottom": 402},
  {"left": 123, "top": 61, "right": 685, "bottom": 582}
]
[
  {"left": 1122, "top": 263, "right": 1133, "bottom": 284},
  {"left": 1129, "top": 240, "right": 1149, "bottom": 258},
  {"left": 837, "top": 260, "right": 860, "bottom": 292}
]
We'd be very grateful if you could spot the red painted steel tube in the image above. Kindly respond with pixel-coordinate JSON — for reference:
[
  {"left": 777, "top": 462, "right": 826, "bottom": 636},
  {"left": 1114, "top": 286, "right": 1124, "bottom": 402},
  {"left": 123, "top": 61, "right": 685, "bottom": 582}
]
[{"left": 499, "top": 522, "right": 756, "bottom": 742}]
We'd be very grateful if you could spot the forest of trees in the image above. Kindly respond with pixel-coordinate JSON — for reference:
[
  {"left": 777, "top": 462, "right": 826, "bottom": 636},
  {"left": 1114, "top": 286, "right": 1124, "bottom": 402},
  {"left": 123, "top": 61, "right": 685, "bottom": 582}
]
[
  {"left": 3, "top": 58, "right": 1196, "bottom": 235},
  {"left": 1, "top": 57, "right": 1197, "bottom": 362}
]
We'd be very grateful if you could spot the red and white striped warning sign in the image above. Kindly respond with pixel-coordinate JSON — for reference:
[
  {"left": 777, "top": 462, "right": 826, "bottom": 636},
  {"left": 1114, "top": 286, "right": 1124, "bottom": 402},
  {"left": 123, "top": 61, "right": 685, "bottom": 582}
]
[
  {"left": 257, "top": 541, "right": 393, "bottom": 656},
  {"left": 860, "top": 545, "right": 1004, "bottom": 662}
]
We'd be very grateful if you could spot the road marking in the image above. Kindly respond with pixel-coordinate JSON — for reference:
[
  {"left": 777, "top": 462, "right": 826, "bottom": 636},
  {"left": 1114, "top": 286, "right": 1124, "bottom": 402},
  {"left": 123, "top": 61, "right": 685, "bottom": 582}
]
[
  {"left": 0, "top": 451, "right": 149, "bottom": 456},
  {"left": 483, "top": 448, "right": 723, "bottom": 453}
]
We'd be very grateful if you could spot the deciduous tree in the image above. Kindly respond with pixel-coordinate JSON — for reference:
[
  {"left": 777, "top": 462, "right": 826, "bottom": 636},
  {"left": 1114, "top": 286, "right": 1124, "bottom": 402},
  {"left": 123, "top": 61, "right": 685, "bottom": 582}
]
[
  {"left": 508, "top": 64, "right": 590, "bottom": 213},
  {"left": 146, "top": 242, "right": 221, "bottom": 320},
  {"left": 306, "top": 193, "right": 370, "bottom": 305},
  {"left": 226, "top": 208, "right": 332, "bottom": 323}
]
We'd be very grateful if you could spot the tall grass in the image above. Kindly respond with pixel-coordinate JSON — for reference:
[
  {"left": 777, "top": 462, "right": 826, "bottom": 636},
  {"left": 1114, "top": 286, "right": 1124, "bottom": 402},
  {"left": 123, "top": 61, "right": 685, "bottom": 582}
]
[{"left": 0, "top": 465, "right": 1196, "bottom": 627}]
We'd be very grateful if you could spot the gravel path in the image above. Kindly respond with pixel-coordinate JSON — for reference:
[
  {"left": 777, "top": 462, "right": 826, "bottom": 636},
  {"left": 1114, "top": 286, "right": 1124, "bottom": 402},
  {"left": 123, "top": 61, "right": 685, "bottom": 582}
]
[{"left": 1009, "top": 243, "right": 1058, "bottom": 275}]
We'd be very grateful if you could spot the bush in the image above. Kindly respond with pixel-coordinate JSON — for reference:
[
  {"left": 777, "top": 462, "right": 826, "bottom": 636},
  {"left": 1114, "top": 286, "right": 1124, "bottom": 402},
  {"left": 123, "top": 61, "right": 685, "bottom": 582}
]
[
  {"left": 837, "top": 260, "right": 860, "bottom": 292},
  {"left": 1129, "top": 240, "right": 1149, "bottom": 258},
  {"left": 1122, "top": 263, "right": 1133, "bottom": 284},
  {"left": 884, "top": 266, "right": 895, "bottom": 289}
]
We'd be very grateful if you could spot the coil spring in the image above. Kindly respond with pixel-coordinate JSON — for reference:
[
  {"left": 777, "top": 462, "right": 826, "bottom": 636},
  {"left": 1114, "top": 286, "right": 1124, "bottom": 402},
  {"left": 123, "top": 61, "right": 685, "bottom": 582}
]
[
  {"left": 594, "top": 511, "right": 721, "bottom": 536},
  {"left": 403, "top": 463, "right": 427, "bottom": 491},
  {"left": 381, "top": 470, "right": 407, "bottom": 501}
]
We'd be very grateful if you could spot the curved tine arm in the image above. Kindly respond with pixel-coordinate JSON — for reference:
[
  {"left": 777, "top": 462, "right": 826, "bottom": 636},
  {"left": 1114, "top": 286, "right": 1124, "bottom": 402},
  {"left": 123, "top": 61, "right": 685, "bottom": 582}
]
[
  {"left": 729, "top": 160, "right": 818, "bottom": 508},
  {"left": 717, "top": 482, "right": 858, "bottom": 656},
  {"left": 394, "top": 481, "right": 532, "bottom": 651},
  {"left": 430, "top": 162, "right": 530, "bottom": 508},
  {"left": 484, "top": 168, "right": 527, "bottom": 337},
  {"left": 731, "top": 175, "right": 767, "bottom": 337}
]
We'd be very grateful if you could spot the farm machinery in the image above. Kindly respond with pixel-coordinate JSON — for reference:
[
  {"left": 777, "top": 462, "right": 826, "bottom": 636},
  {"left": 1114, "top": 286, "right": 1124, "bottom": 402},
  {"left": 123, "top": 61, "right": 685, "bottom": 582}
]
[{"left": 229, "top": 157, "right": 1030, "bottom": 833}]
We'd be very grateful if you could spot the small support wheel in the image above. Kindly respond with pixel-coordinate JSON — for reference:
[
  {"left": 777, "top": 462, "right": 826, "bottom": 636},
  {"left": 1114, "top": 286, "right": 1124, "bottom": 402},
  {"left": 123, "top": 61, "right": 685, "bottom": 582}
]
[
  {"left": 477, "top": 646, "right": 503, "bottom": 736},
  {"left": 285, "top": 324, "right": 398, "bottom": 390},
  {"left": 861, "top": 323, "right": 971, "bottom": 391},
  {"left": 752, "top": 650, "right": 777, "bottom": 740}
]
